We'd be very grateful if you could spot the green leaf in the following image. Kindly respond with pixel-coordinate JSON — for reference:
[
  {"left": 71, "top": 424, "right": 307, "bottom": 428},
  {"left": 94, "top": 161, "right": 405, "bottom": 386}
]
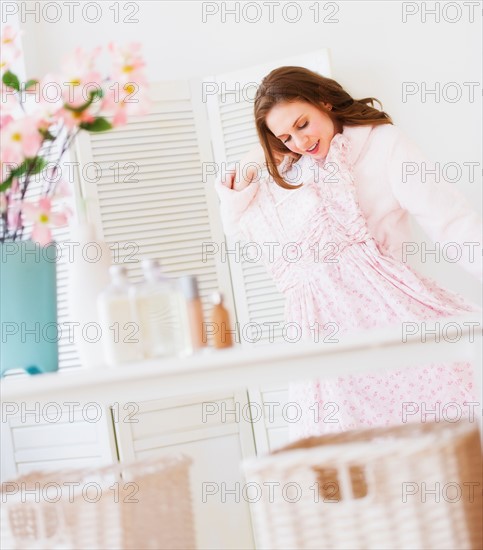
[
  {"left": 23, "top": 79, "right": 39, "bottom": 91},
  {"left": 89, "top": 87, "right": 104, "bottom": 100},
  {"left": 0, "top": 177, "right": 13, "bottom": 193},
  {"left": 63, "top": 100, "right": 91, "bottom": 113},
  {"left": 2, "top": 70, "right": 20, "bottom": 91},
  {"left": 0, "top": 157, "right": 48, "bottom": 192},
  {"left": 38, "top": 127, "right": 56, "bottom": 141},
  {"left": 13, "top": 157, "right": 47, "bottom": 178},
  {"left": 25, "top": 156, "right": 48, "bottom": 175},
  {"left": 63, "top": 87, "right": 103, "bottom": 113},
  {"left": 9, "top": 160, "right": 29, "bottom": 179},
  {"left": 80, "top": 117, "right": 112, "bottom": 132}
]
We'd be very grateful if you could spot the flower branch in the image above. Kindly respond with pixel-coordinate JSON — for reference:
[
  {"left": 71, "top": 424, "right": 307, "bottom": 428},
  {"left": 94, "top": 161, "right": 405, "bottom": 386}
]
[{"left": 0, "top": 26, "right": 151, "bottom": 245}]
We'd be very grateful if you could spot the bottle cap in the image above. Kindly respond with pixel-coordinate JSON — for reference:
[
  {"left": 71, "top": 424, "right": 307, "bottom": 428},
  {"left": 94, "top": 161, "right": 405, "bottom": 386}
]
[
  {"left": 141, "top": 258, "right": 168, "bottom": 282},
  {"left": 141, "top": 258, "right": 160, "bottom": 273},
  {"left": 210, "top": 292, "right": 223, "bottom": 305},
  {"left": 178, "top": 275, "right": 200, "bottom": 300},
  {"left": 109, "top": 264, "right": 128, "bottom": 284}
]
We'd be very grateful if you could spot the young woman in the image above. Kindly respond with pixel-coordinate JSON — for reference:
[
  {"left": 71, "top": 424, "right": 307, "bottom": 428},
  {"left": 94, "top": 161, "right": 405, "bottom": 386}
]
[{"left": 214, "top": 66, "right": 482, "bottom": 440}]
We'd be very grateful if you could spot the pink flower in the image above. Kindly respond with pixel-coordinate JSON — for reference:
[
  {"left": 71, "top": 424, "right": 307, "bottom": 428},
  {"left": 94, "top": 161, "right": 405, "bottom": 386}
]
[
  {"left": 59, "top": 47, "right": 103, "bottom": 109},
  {"left": 0, "top": 115, "right": 42, "bottom": 165},
  {"left": 108, "top": 42, "right": 146, "bottom": 85},
  {"left": 22, "top": 197, "right": 70, "bottom": 246},
  {"left": 37, "top": 63, "right": 102, "bottom": 128},
  {"left": 101, "top": 80, "right": 151, "bottom": 127},
  {"left": 0, "top": 26, "right": 22, "bottom": 75},
  {"left": 102, "top": 42, "right": 150, "bottom": 126},
  {"left": 0, "top": 113, "right": 14, "bottom": 130},
  {"left": 1, "top": 26, "right": 21, "bottom": 47},
  {"left": 55, "top": 105, "right": 96, "bottom": 130},
  {"left": 1, "top": 37, "right": 149, "bottom": 245}
]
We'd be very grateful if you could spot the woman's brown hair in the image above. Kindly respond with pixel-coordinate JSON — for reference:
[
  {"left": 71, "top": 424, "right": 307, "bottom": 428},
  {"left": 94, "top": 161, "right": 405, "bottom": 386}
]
[{"left": 254, "top": 66, "right": 393, "bottom": 189}]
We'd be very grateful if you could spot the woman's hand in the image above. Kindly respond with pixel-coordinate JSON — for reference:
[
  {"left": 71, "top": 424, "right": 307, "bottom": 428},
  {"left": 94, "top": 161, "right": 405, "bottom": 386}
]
[
  {"left": 221, "top": 144, "right": 285, "bottom": 191},
  {"left": 227, "top": 144, "right": 262, "bottom": 191}
]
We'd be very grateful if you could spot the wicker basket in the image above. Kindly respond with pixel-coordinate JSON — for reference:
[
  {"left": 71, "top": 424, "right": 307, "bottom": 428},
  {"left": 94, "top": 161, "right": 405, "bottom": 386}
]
[
  {"left": 243, "top": 420, "right": 482, "bottom": 550},
  {"left": 1, "top": 454, "right": 196, "bottom": 549}
]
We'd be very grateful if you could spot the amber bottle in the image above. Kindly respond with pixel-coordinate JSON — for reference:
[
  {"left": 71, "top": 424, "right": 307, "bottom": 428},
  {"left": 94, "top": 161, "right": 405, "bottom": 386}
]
[{"left": 210, "top": 292, "right": 233, "bottom": 349}]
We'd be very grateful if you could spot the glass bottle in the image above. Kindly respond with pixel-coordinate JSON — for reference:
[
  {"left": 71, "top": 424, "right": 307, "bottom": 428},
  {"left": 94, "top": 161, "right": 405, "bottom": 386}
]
[
  {"left": 97, "top": 265, "right": 143, "bottom": 366},
  {"left": 134, "top": 259, "right": 192, "bottom": 358}
]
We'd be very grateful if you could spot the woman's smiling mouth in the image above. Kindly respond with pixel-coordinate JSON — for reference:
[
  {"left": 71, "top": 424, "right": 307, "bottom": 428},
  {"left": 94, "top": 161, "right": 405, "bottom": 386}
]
[{"left": 306, "top": 140, "right": 320, "bottom": 154}]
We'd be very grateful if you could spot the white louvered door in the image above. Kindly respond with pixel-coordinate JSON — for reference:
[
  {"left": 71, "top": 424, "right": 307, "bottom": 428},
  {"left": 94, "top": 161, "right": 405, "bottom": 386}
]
[
  {"left": 205, "top": 49, "right": 332, "bottom": 345},
  {"left": 75, "top": 81, "right": 235, "bottom": 340}
]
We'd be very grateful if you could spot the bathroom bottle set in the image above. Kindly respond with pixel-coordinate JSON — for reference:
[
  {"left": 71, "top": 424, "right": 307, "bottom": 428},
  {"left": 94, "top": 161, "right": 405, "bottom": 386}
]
[{"left": 97, "top": 261, "right": 233, "bottom": 366}]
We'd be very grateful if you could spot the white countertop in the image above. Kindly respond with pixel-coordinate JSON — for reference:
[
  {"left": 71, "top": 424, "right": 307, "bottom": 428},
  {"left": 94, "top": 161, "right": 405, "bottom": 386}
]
[{"left": 2, "top": 315, "right": 481, "bottom": 406}]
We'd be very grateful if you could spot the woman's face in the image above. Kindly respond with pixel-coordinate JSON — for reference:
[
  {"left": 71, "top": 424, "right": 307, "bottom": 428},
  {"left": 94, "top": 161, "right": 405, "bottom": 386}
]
[{"left": 265, "top": 100, "right": 337, "bottom": 160}]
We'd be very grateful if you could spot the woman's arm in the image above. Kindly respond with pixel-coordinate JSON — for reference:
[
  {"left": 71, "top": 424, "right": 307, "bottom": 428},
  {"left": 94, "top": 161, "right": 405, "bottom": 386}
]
[
  {"left": 214, "top": 161, "right": 261, "bottom": 238},
  {"left": 232, "top": 143, "right": 267, "bottom": 191},
  {"left": 387, "top": 127, "right": 482, "bottom": 281},
  {"left": 214, "top": 144, "right": 287, "bottom": 237}
]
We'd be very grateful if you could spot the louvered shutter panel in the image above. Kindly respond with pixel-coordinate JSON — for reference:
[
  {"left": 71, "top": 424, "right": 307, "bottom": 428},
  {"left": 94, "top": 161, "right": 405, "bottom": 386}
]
[
  {"left": 205, "top": 49, "right": 332, "bottom": 345},
  {"left": 75, "top": 81, "right": 234, "bottom": 343},
  {"left": 54, "top": 225, "right": 81, "bottom": 369}
]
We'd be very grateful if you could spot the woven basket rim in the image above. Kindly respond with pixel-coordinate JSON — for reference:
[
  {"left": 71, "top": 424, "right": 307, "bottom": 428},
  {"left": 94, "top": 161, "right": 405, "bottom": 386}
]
[
  {"left": 1, "top": 452, "right": 193, "bottom": 489},
  {"left": 275, "top": 418, "right": 477, "bottom": 453},
  {"left": 243, "top": 419, "right": 480, "bottom": 472}
]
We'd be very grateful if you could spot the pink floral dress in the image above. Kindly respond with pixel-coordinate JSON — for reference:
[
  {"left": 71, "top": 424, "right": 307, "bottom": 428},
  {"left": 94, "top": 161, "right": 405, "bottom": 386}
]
[{"left": 221, "top": 132, "right": 480, "bottom": 441}]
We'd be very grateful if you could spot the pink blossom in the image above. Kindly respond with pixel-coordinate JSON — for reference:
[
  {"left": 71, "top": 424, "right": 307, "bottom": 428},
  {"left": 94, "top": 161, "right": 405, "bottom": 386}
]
[
  {"left": 107, "top": 42, "right": 146, "bottom": 85},
  {"left": 56, "top": 105, "right": 96, "bottom": 130},
  {"left": 22, "top": 197, "right": 69, "bottom": 246},
  {"left": 0, "top": 115, "right": 42, "bottom": 165},
  {"left": 103, "top": 42, "right": 150, "bottom": 125},
  {"left": 0, "top": 26, "right": 22, "bottom": 75},
  {"left": 0, "top": 113, "right": 14, "bottom": 129},
  {"left": 59, "top": 47, "right": 103, "bottom": 109},
  {"left": 1, "top": 37, "right": 149, "bottom": 244},
  {"left": 37, "top": 67, "right": 102, "bottom": 128},
  {"left": 1, "top": 26, "right": 21, "bottom": 46},
  {"left": 101, "top": 80, "right": 151, "bottom": 127}
]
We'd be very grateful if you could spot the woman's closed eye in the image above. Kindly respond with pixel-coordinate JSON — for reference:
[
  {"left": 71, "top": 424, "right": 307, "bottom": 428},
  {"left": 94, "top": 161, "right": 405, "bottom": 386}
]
[{"left": 282, "top": 121, "right": 308, "bottom": 144}]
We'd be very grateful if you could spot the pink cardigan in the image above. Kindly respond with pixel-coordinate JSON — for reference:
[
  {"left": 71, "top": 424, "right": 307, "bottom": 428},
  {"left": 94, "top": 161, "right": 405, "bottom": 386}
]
[{"left": 214, "top": 124, "right": 482, "bottom": 282}]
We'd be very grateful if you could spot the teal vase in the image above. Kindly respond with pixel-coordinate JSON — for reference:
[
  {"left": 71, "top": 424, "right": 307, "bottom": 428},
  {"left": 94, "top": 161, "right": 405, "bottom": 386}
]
[{"left": 0, "top": 240, "right": 59, "bottom": 376}]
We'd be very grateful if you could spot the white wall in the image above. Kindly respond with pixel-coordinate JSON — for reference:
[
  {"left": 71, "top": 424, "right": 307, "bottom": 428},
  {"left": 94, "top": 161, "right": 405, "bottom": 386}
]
[{"left": 12, "top": 0, "right": 482, "bottom": 301}]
